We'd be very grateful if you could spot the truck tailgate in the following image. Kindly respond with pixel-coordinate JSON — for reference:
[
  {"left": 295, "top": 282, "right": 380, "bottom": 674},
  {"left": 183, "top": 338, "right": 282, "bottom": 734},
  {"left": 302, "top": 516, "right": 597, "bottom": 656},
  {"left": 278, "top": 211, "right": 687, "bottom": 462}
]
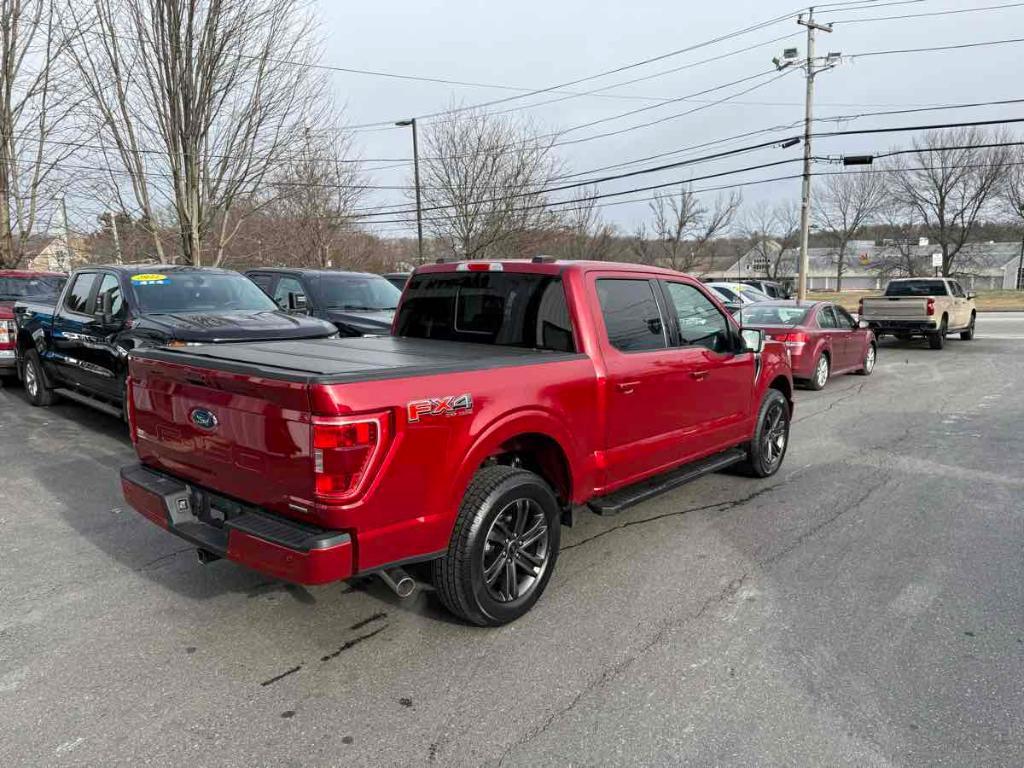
[
  {"left": 129, "top": 355, "right": 316, "bottom": 518},
  {"left": 862, "top": 297, "right": 929, "bottom": 319}
]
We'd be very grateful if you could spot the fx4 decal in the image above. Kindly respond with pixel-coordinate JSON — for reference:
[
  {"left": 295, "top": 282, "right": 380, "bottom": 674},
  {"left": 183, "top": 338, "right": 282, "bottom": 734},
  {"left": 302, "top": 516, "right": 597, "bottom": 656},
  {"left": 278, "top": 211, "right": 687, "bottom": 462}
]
[{"left": 407, "top": 394, "right": 474, "bottom": 423}]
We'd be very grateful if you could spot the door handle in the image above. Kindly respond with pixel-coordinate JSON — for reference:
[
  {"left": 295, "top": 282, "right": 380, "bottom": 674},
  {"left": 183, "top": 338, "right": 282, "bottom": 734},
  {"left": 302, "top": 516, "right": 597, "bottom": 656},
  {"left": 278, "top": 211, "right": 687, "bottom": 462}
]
[
  {"left": 617, "top": 381, "right": 641, "bottom": 394},
  {"left": 690, "top": 370, "right": 710, "bottom": 381}
]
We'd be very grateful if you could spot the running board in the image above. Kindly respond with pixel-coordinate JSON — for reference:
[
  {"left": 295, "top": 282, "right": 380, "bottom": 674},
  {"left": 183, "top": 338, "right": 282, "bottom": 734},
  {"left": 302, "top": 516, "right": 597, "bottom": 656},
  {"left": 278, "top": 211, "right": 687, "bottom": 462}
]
[
  {"left": 54, "top": 388, "right": 123, "bottom": 419},
  {"left": 587, "top": 448, "right": 747, "bottom": 516}
]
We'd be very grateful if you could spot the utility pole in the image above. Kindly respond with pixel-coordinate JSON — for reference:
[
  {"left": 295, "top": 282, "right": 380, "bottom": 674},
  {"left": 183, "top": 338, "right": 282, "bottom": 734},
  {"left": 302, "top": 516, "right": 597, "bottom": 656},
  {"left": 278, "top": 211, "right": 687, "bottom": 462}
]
[
  {"left": 795, "top": 8, "right": 833, "bottom": 302},
  {"left": 396, "top": 118, "right": 425, "bottom": 264},
  {"left": 776, "top": 10, "right": 838, "bottom": 301}
]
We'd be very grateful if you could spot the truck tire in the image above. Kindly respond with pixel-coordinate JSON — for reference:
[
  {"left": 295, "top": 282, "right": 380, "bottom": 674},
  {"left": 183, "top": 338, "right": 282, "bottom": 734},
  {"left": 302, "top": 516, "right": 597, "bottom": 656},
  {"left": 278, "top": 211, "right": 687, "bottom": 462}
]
[
  {"left": 808, "top": 352, "right": 830, "bottom": 391},
  {"left": 928, "top": 317, "right": 947, "bottom": 350},
  {"left": 960, "top": 313, "right": 976, "bottom": 340},
  {"left": 23, "top": 350, "right": 56, "bottom": 407},
  {"left": 738, "top": 389, "right": 791, "bottom": 478},
  {"left": 432, "top": 465, "right": 561, "bottom": 627}
]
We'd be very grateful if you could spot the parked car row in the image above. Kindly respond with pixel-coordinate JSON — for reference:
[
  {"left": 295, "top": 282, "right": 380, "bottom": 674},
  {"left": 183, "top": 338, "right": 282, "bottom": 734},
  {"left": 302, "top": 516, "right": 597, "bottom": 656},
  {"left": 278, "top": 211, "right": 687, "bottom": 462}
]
[{"left": 3, "top": 258, "right": 965, "bottom": 626}]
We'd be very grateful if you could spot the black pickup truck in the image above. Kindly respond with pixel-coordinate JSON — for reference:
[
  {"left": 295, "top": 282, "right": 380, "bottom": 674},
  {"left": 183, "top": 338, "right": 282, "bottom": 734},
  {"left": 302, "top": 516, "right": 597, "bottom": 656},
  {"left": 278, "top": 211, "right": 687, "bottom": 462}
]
[
  {"left": 14, "top": 264, "right": 336, "bottom": 417},
  {"left": 245, "top": 268, "right": 401, "bottom": 336}
]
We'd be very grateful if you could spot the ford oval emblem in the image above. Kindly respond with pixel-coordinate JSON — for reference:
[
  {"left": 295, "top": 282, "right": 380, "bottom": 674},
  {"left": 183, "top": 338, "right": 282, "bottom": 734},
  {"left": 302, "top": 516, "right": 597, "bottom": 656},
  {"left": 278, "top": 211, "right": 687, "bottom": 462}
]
[{"left": 190, "top": 408, "right": 218, "bottom": 430}]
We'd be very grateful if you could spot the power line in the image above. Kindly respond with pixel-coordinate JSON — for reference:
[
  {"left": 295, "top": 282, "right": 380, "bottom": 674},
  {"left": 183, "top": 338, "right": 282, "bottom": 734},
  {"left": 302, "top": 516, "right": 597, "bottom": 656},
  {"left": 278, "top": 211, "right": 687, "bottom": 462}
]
[
  {"left": 850, "top": 36, "right": 1024, "bottom": 59},
  {"left": 350, "top": 122, "right": 1024, "bottom": 221},
  {"left": 829, "top": 1, "right": 1024, "bottom": 24}
]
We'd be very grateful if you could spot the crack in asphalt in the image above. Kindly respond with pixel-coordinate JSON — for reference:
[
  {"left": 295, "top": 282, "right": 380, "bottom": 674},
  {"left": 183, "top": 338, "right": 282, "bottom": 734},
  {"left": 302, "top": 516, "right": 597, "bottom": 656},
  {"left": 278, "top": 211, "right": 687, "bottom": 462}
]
[
  {"left": 494, "top": 573, "right": 750, "bottom": 766},
  {"left": 320, "top": 626, "right": 388, "bottom": 662},
  {"left": 133, "top": 546, "right": 193, "bottom": 573},
  {"left": 793, "top": 381, "right": 868, "bottom": 424}
]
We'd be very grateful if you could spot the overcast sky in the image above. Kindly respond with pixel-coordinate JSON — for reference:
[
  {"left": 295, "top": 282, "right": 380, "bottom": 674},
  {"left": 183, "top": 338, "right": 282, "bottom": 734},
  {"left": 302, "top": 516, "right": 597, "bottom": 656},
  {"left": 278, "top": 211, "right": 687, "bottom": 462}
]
[{"left": 314, "top": 0, "right": 1024, "bottom": 237}]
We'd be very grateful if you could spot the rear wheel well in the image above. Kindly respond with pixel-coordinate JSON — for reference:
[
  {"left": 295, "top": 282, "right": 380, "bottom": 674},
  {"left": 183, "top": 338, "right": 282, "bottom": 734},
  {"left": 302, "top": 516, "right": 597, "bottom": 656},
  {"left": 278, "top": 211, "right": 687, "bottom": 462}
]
[{"left": 485, "top": 433, "right": 572, "bottom": 509}]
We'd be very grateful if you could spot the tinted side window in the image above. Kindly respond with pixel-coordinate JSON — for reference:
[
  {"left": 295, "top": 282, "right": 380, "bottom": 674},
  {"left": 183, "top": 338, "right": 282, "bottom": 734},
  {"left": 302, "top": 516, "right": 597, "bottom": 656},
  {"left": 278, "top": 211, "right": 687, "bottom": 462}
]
[
  {"left": 817, "top": 306, "right": 838, "bottom": 329},
  {"left": 950, "top": 282, "right": 965, "bottom": 298},
  {"left": 833, "top": 306, "right": 856, "bottom": 329},
  {"left": 64, "top": 273, "right": 97, "bottom": 314},
  {"left": 247, "top": 273, "right": 275, "bottom": 294},
  {"left": 663, "top": 282, "right": 731, "bottom": 353},
  {"left": 273, "top": 277, "right": 305, "bottom": 309},
  {"left": 712, "top": 285, "right": 740, "bottom": 302},
  {"left": 596, "top": 279, "right": 666, "bottom": 352},
  {"left": 95, "top": 274, "right": 125, "bottom": 319}
]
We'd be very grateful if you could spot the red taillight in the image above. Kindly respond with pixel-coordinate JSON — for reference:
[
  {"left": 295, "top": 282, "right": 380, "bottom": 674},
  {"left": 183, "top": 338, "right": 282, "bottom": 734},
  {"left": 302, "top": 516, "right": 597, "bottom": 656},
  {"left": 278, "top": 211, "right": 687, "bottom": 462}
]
[
  {"left": 770, "top": 331, "right": 809, "bottom": 347},
  {"left": 0, "top": 319, "right": 15, "bottom": 349},
  {"left": 312, "top": 413, "right": 390, "bottom": 502},
  {"left": 926, "top": 298, "right": 935, "bottom": 316}
]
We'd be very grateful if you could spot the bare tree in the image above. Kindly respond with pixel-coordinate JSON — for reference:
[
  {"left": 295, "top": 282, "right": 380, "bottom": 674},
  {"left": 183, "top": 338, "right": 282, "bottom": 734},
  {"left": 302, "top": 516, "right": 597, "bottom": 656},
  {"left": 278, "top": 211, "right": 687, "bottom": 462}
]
[
  {"left": 269, "top": 121, "right": 365, "bottom": 268},
  {"left": 873, "top": 199, "right": 926, "bottom": 278},
  {"left": 814, "top": 169, "right": 886, "bottom": 291},
  {"left": 0, "top": 0, "right": 78, "bottom": 268},
  {"left": 1000, "top": 144, "right": 1024, "bottom": 289},
  {"left": 555, "top": 186, "right": 616, "bottom": 261},
  {"left": 887, "top": 127, "right": 1010, "bottom": 277},
  {"left": 65, "top": 0, "right": 325, "bottom": 265},
  {"left": 644, "top": 184, "right": 740, "bottom": 274},
  {"left": 417, "top": 106, "right": 562, "bottom": 260},
  {"left": 742, "top": 200, "right": 800, "bottom": 281}
]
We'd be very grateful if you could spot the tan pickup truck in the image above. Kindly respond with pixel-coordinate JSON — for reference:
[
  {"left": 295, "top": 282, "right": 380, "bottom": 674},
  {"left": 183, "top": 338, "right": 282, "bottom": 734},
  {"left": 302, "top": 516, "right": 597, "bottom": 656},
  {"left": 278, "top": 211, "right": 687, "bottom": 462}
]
[{"left": 859, "top": 278, "right": 976, "bottom": 350}]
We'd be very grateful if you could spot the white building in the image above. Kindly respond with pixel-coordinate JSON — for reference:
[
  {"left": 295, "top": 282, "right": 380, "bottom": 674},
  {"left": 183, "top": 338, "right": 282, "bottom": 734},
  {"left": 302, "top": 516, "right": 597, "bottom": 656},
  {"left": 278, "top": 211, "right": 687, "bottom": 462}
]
[{"left": 711, "top": 240, "right": 1022, "bottom": 291}]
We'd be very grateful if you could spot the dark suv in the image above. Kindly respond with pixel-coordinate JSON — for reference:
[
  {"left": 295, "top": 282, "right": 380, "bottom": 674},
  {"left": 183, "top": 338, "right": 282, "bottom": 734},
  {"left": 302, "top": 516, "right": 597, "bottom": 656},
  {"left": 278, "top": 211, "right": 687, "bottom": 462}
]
[{"left": 246, "top": 268, "right": 401, "bottom": 336}]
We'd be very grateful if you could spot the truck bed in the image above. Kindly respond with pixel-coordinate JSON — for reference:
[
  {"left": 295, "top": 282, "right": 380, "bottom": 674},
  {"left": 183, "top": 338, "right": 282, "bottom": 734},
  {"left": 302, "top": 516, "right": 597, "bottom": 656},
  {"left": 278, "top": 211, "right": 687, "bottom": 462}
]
[{"left": 132, "top": 336, "right": 584, "bottom": 384}]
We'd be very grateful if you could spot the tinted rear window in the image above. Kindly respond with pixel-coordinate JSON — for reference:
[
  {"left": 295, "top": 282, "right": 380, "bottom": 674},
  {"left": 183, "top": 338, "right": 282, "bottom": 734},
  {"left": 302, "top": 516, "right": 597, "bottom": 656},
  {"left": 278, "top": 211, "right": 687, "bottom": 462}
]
[
  {"left": 741, "top": 305, "right": 810, "bottom": 326},
  {"left": 0, "top": 276, "right": 66, "bottom": 300},
  {"left": 885, "top": 280, "right": 949, "bottom": 296},
  {"left": 395, "top": 272, "right": 576, "bottom": 352}
]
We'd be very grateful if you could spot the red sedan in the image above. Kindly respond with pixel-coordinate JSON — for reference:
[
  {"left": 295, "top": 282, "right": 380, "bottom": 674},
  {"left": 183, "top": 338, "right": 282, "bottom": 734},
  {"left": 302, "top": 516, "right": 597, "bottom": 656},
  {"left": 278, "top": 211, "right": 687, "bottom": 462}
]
[{"left": 739, "top": 301, "right": 877, "bottom": 390}]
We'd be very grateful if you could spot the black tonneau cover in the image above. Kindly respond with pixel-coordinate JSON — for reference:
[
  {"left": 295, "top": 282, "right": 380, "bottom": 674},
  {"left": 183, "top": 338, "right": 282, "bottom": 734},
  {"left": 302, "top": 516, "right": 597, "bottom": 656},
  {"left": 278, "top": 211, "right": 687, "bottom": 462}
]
[{"left": 132, "top": 336, "right": 584, "bottom": 384}]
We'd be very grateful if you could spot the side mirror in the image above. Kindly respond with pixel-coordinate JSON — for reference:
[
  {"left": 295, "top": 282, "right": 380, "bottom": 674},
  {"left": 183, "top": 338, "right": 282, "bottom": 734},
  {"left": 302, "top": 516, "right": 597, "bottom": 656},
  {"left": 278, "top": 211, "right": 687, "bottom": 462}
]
[
  {"left": 966, "top": 292, "right": 976, "bottom": 301},
  {"left": 288, "top": 292, "right": 308, "bottom": 312},
  {"left": 98, "top": 292, "right": 115, "bottom": 325},
  {"left": 740, "top": 328, "right": 765, "bottom": 354},
  {"left": 858, "top": 319, "right": 870, "bottom": 329}
]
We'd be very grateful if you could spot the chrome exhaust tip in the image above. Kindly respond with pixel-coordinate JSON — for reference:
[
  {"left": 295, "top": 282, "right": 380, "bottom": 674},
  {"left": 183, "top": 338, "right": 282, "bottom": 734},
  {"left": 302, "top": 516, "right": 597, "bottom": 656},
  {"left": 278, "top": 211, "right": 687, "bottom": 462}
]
[{"left": 378, "top": 567, "right": 416, "bottom": 599}]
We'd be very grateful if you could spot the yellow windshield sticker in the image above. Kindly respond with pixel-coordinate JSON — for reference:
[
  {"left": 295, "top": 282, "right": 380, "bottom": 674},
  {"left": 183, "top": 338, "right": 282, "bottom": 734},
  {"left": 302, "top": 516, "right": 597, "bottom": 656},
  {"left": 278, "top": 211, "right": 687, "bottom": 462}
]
[{"left": 131, "top": 273, "right": 169, "bottom": 285}]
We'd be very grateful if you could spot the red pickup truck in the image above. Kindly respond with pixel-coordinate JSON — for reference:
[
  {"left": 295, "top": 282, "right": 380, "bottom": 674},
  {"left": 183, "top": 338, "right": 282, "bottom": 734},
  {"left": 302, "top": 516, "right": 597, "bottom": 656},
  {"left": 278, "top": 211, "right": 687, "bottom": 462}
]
[
  {"left": 0, "top": 270, "right": 66, "bottom": 377},
  {"left": 121, "top": 260, "right": 793, "bottom": 625}
]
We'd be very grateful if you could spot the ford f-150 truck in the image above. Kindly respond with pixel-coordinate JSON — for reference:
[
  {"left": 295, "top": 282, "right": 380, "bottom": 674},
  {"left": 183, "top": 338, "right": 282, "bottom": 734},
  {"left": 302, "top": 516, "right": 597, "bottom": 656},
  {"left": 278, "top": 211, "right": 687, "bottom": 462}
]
[
  {"left": 859, "top": 277, "right": 976, "bottom": 349},
  {"left": 15, "top": 264, "right": 336, "bottom": 417},
  {"left": 0, "top": 270, "right": 66, "bottom": 378},
  {"left": 120, "top": 259, "right": 794, "bottom": 625}
]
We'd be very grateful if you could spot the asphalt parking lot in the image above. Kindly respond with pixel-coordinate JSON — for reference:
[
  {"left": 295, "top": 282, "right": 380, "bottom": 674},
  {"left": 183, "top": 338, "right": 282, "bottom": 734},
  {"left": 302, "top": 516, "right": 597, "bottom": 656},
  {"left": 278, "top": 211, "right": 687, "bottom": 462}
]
[{"left": 2, "top": 314, "right": 1022, "bottom": 767}]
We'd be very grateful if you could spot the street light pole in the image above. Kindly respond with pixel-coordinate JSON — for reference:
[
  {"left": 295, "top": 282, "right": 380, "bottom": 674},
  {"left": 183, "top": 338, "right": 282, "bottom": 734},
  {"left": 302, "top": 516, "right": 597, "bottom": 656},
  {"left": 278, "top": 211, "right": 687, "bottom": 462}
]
[{"left": 396, "top": 118, "right": 424, "bottom": 264}]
